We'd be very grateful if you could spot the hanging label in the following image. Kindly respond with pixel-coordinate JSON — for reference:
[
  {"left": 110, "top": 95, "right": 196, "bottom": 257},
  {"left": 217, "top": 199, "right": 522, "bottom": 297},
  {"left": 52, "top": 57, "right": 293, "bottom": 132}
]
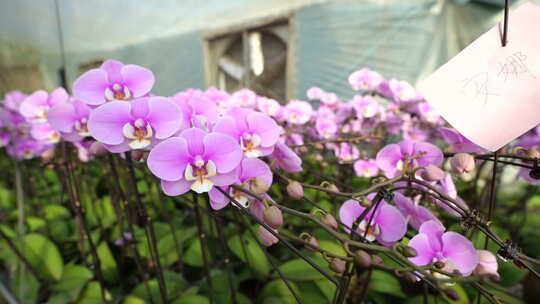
[{"left": 418, "top": 2, "right": 540, "bottom": 151}]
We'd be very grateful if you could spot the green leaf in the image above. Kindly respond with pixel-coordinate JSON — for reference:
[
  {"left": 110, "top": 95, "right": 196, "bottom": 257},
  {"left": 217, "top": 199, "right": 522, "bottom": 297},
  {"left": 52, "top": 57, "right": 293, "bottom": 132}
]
[
  {"left": 12, "top": 268, "right": 39, "bottom": 304},
  {"left": 260, "top": 280, "right": 302, "bottom": 304},
  {"left": 318, "top": 240, "right": 347, "bottom": 257},
  {"left": 132, "top": 271, "right": 187, "bottom": 304},
  {"left": 278, "top": 256, "right": 331, "bottom": 281},
  {"left": 368, "top": 270, "right": 406, "bottom": 298},
  {"left": 51, "top": 264, "right": 93, "bottom": 293},
  {"left": 43, "top": 205, "right": 70, "bottom": 221},
  {"left": 183, "top": 238, "right": 210, "bottom": 267},
  {"left": 19, "top": 233, "right": 64, "bottom": 281},
  {"left": 498, "top": 260, "right": 528, "bottom": 287},
  {"left": 228, "top": 234, "right": 270, "bottom": 276},
  {"left": 95, "top": 242, "right": 119, "bottom": 282},
  {"left": 314, "top": 279, "right": 336, "bottom": 301},
  {"left": 77, "top": 281, "right": 112, "bottom": 304},
  {"left": 172, "top": 295, "right": 210, "bottom": 304},
  {"left": 121, "top": 296, "right": 147, "bottom": 304},
  {"left": 297, "top": 281, "right": 328, "bottom": 304},
  {"left": 26, "top": 216, "right": 46, "bottom": 231}
]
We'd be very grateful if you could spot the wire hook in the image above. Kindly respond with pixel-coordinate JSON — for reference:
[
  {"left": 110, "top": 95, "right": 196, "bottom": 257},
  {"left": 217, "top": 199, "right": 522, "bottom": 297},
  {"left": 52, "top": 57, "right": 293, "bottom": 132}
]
[{"left": 501, "top": 0, "right": 509, "bottom": 47}]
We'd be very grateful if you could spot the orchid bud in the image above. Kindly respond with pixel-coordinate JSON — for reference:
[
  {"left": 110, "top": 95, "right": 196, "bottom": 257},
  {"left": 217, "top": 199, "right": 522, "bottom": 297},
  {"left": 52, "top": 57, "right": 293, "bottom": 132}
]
[
  {"left": 251, "top": 177, "right": 270, "bottom": 194},
  {"left": 401, "top": 246, "right": 417, "bottom": 258},
  {"left": 353, "top": 250, "right": 372, "bottom": 268},
  {"left": 473, "top": 250, "right": 500, "bottom": 281},
  {"left": 305, "top": 236, "right": 319, "bottom": 252},
  {"left": 286, "top": 181, "right": 304, "bottom": 200},
  {"left": 89, "top": 142, "right": 108, "bottom": 157},
  {"left": 330, "top": 258, "right": 346, "bottom": 273},
  {"left": 404, "top": 272, "right": 419, "bottom": 283},
  {"left": 326, "top": 183, "right": 340, "bottom": 194},
  {"left": 263, "top": 206, "right": 283, "bottom": 229},
  {"left": 530, "top": 167, "right": 540, "bottom": 180},
  {"left": 321, "top": 213, "right": 338, "bottom": 230},
  {"left": 450, "top": 153, "right": 475, "bottom": 174},
  {"left": 258, "top": 225, "right": 278, "bottom": 247},
  {"left": 131, "top": 150, "right": 145, "bottom": 162},
  {"left": 372, "top": 255, "right": 383, "bottom": 265},
  {"left": 520, "top": 147, "right": 540, "bottom": 162},
  {"left": 41, "top": 149, "right": 55, "bottom": 162},
  {"left": 443, "top": 288, "right": 460, "bottom": 301},
  {"left": 433, "top": 260, "right": 445, "bottom": 269},
  {"left": 420, "top": 164, "right": 445, "bottom": 182}
]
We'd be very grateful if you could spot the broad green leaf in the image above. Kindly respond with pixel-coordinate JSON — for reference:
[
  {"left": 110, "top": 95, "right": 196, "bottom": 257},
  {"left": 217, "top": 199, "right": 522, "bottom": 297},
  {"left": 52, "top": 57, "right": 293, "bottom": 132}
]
[
  {"left": 95, "top": 242, "right": 119, "bottom": 282},
  {"left": 78, "top": 281, "right": 112, "bottom": 304},
  {"left": 260, "top": 280, "right": 302, "bottom": 304},
  {"left": 278, "top": 256, "right": 331, "bottom": 281},
  {"left": 184, "top": 238, "right": 211, "bottom": 267},
  {"left": 20, "top": 233, "right": 64, "bottom": 281},
  {"left": 51, "top": 264, "right": 93, "bottom": 292},
  {"left": 200, "top": 270, "right": 237, "bottom": 304},
  {"left": 368, "top": 270, "right": 406, "bottom": 298},
  {"left": 121, "top": 296, "right": 146, "bottom": 304},
  {"left": 132, "top": 271, "right": 187, "bottom": 303},
  {"left": 26, "top": 216, "right": 46, "bottom": 231},
  {"left": 43, "top": 205, "right": 70, "bottom": 221},
  {"left": 314, "top": 279, "right": 336, "bottom": 301},
  {"left": 318, "top": 240, "right": 347, "bottom": 257},
  {"left": 498, "top": 260, "right": 528, "bottom": 287},
  {"left": 297, "top": 281, "right": 328, "bottom": 304},
  {"left": 172, "top": 295, "right": 210, "bottom": 304},
  {"left": 228, "top": 234, "right": 270, "bottom": 276},
  {"left": 12, "top": 268, "right": 39, "bottom": 304}
]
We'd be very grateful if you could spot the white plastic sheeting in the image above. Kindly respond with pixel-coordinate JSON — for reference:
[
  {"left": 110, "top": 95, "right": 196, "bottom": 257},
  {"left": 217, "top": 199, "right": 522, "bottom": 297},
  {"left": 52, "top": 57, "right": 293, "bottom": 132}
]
[{"left": 0, "top": 0, "right": 530, "bottom": 98}]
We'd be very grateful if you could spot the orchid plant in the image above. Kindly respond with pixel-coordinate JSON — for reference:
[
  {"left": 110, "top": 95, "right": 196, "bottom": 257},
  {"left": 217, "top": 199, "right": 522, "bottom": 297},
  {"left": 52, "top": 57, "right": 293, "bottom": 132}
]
[{"left": 1, "top": 59, "right": 540, "bottom": 304}]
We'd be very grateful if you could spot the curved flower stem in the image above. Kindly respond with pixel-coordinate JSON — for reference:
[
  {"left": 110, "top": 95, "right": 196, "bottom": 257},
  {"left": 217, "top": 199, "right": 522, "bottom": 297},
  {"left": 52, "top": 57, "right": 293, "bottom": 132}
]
[
  {"left": 217, "top": 187, "right": 340, "bottom": 286},
  {"left": 192, "top": 193, "right": 215, "bottom": 304},
  {"left": 125, "top": 153, "right": 167, "bottom": 304},
  {"left": 62, "top": 143, "right": 108, "bottom": 303},
  {"left": 204, "top": 195, "right": 238, "bottom": 304}
]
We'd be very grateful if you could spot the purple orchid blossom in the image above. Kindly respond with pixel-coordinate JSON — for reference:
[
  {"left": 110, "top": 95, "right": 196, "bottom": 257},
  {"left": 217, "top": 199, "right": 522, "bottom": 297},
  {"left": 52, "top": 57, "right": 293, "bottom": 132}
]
[
  {"left": 393, "top": 193, "right": 440, "bottom": 230},
  {"left": 339, "top": 197, "right": 407, "bottom": 245},
  {"left": 284, "top": 100, "right": 313, "bottom": 125},
  {"left": 268, "top": 142, "right": 303, "bottom": 173},
  {"left": 48, "top": 98, "right": 92, "bottom": 142},
  {"left": 30, "top": 123, "right": 61, "bottom": 144},
  {"left": 388, "top": 79, "right": 422, "bottom": 103},
  {"left": 147, "top": 128, "right": 242, "bottom": 195},
  {"left": 88, "top": 96, "right": 182, "bottom": 152},
  {"left": 19, "top": 88, "right": 68, "bottom": 124},
  {"left": 229, "top": 89, "right": 258, "bottom": 109},
  {"left": 257, "top": 97, "right": 283, "bottom": 119},
  {"left": 73, "top": 59, "right": 154, "bottom": 106},
  {"left": 376, "top": 140, "right": 443, "bottom": 178},
  {"left": 408, "top": 220, "right": 478, "bottom": 276},
  {"left": 213, "top": 107, "right": 280, "bottom": 158},
  {"left": 172, "top": 90, "right": 219, "bottom": 131},
  {"left": 351, "top": 95, "right": 381, "bottom": 118},
  {"left": 348, "top": 68, "right": 384, "bottom": 91},
  {"left": 208, "top": 158, "right": 273, "bottom": 210},
  {"left": 333, "top": 143, "right": 360, "bottom": 163},
  {"left": 431, "top": 174, "right": 469, "bottom": 217},
  {"left": 7, "top": 138, "right": 48, "bottom": 160},
  {"left": 440, "top": 127, "right": 486, "bottom": 153},
  {"left": 353, "top": 159, "right": 379, "bottom": 178}
]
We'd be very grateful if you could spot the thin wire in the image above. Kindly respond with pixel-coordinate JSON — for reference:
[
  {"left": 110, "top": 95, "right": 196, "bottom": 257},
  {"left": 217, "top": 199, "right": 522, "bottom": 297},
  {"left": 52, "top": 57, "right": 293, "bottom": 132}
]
[
  {"left": 502, "top": 0, "right": 509, "bottom": 47},
  {"left": 53, "top": 0, "right": 68, "bottom": 89}
]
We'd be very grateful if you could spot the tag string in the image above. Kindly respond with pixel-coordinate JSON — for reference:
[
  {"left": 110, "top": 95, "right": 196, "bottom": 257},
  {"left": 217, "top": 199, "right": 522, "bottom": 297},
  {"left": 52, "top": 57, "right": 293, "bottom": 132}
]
[{"left": 502, "top": 0, "right": 509, "bottom": 47}]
